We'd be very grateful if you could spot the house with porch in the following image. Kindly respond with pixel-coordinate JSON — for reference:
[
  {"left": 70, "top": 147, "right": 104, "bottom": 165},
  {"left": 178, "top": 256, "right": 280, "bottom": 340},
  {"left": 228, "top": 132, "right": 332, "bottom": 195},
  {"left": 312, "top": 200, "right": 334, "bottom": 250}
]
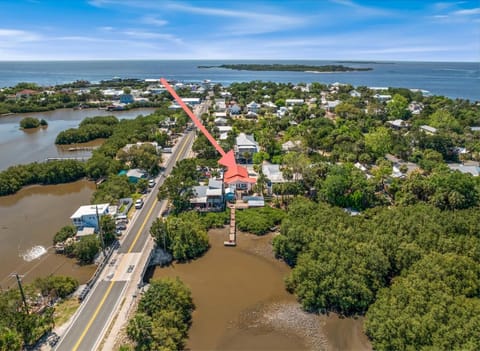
[
  {"left": 235, "top": 133, "right": 259, "bottom": 164},
  {"left": 223, "top": 164, "right": 256, "bottom": 191},
  {"left": 70, "top": 203, "right": 110, "bottom": 231},
  {"left": 190, "top": 179, "right": 225, "bottom": 211}
]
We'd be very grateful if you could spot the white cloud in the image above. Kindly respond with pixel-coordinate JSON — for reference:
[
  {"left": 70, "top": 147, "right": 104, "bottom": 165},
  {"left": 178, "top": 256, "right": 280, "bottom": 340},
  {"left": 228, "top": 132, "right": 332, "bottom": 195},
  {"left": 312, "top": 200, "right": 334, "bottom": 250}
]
[
  {"left": 141, "top": 16, "right": 168, "bottom": 26},
  {"left": 453, "top": 7, "right": 480, "bottom": 15},
  {"left": 0, "top": 29, "right": 41, "bottom": 43},
  {"left": 166, "top": 2, "right": 308, "bottom": 35},
  {"left": 328, "top": 0, "right": 392, "bottom": 16},
  {"left": 123, "top": 30, "right": 183, "bottom": 44}
]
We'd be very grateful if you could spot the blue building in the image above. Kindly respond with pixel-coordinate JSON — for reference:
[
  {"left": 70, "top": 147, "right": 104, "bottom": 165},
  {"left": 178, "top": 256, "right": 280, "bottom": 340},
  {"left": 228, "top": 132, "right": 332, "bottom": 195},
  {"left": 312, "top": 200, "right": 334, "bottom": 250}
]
[{"left": 120, "top": 94, "right": 134, "bottom": 104}]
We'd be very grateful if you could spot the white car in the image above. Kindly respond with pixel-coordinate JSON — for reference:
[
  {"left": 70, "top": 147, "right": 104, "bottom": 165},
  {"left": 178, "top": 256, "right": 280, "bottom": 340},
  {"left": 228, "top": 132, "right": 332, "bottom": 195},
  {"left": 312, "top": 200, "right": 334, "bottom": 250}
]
[
  {"left": 135, "top": 199, "right": 144, "bottom": 209},
  {"left": 148, "top": 179, "right": 155, "bottom": 188}
]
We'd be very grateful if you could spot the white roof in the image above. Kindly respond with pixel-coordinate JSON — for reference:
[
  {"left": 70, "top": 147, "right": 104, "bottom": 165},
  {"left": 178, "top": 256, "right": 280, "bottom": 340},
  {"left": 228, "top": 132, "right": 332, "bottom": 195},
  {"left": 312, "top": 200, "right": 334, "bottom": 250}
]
[
  {"left": 71, "top": 203, "right": 109, "bottom": 219},
  {"left": 262, "top": 163, "right": 285, "bottom": 183},
  {"left": 420, "top": 125, "right": 437, "bottom": 133},
  {"left": 206, "top": 188, "right": 223, "bottom": 196},
  {"left": 236, "top": 133, "right": 258, "bottom": 147},
  {"left": 217, "top": 126, "right": 232, "bottom": 132}
]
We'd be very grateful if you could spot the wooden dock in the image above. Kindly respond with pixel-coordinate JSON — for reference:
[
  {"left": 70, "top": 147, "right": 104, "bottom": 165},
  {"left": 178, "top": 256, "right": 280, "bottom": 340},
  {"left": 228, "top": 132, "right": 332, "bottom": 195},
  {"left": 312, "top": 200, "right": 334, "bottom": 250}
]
[{"left": 224, "top": 204, "right": 236, "bottom": 247}]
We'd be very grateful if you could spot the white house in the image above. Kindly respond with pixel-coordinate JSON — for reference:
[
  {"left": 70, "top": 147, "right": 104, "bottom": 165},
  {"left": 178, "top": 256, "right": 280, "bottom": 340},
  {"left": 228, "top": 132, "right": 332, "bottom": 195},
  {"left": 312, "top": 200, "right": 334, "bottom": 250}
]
[
  {"left": 285, "top": 99, "right": 304, "bottom": 106},
  {"left": 181, "top": 97, "right": 200, "bottom": 106},
  {"left": 247, "top": 101, "right": 261, "bottom": 113},
  {"left": 374, "top": 94, "right": 392, "bottom": 102},
  {"left": 70, "top": 203, "right": 110, "bottom": 231},
  {"left": 262, "top": 163, "right": 286, "bottom": 184},
  {"left": 350, "top": 90, "right": 361, "bottom": 98},
  {"left": 235, "top": 133, "right": 259, "bottom": 163}
]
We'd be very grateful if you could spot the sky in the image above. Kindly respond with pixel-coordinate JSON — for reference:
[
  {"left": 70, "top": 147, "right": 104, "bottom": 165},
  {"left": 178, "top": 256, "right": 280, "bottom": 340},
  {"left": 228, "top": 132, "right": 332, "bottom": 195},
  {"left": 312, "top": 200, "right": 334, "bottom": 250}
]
[{"left": 0, "top": 0, "right": 479, "bottom": 61}]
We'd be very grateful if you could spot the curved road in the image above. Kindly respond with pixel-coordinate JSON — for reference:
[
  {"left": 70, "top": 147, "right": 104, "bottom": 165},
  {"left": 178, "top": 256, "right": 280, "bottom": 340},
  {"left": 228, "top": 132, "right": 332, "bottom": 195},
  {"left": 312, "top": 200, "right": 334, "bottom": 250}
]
[{"left": 55, "top": 114, "right": 200, "bottom": 351}]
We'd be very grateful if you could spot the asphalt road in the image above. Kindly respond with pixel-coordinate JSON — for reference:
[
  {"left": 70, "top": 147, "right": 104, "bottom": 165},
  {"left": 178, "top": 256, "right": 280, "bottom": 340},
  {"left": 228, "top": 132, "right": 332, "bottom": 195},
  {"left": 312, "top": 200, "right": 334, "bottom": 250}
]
[{"left": 55, "top": 124, "right": 197, "bottom": 351}]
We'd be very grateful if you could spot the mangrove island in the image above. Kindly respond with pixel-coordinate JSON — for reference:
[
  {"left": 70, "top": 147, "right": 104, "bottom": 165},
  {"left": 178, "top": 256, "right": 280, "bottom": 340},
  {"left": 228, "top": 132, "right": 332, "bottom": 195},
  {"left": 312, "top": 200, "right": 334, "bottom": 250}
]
[{"left": 198, "top": 63, "right": 373, "bottom": 72}]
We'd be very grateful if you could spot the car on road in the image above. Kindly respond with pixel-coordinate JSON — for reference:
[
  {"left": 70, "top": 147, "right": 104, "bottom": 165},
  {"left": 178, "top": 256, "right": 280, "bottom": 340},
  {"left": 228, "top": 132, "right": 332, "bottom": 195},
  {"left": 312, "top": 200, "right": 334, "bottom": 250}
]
[{"left": 135, "top": 198, "right": 144, "bottom": 209}]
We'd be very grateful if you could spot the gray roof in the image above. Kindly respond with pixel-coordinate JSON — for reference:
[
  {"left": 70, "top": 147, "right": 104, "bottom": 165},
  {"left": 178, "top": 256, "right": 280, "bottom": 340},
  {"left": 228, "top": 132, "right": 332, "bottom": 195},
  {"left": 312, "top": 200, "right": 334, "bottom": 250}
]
[
  {"left": 236, "top": 133, "right": 258, "bottom": 147},
  {"left": 448, "top": 164, "right": 479, "bottom": 176},
  {"left": 208, "top": 178, "right": 223, "bottom": 189}
]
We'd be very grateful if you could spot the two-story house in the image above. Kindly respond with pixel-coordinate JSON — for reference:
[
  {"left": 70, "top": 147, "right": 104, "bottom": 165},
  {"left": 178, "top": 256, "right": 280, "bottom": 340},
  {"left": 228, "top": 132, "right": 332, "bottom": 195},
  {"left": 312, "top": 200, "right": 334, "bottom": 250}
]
[
  {"left": 190, "top": 179, "right": 225, "bottom": 211},
  {"left": 235, "top": 133, "right": 259, "bottom": 164},
  {"left": 70, "top": 203, "right": 110, "bottom": 231}
]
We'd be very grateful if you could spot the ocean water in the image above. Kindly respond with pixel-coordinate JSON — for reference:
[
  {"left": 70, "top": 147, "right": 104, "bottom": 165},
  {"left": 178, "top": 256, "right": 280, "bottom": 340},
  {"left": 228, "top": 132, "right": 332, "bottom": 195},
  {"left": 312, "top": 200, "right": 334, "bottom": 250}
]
[{"left": 0, "top": 60, "right": 478, "bottom": 101}]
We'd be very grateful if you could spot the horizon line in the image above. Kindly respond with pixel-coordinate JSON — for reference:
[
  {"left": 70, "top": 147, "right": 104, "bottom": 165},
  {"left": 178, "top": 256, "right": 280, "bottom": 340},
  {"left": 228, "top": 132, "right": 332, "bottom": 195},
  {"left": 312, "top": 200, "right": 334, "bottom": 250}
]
[{"left": 0, "top": 58, "right": 477, "bottom": 64}]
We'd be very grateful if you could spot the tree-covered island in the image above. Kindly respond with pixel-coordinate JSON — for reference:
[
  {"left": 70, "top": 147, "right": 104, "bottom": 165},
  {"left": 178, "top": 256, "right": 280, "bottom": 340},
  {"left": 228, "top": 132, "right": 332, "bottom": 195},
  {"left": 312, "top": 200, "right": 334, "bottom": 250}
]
[{"left": 198, "top": 63, "right": 372, "bottom": 72}]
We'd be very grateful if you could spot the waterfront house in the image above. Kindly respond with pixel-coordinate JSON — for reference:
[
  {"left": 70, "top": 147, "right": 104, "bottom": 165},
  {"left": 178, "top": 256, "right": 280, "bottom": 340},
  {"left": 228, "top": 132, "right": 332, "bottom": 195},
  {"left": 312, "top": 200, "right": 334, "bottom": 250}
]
[
  {"left": 235, "top": 133, "right": 259, "bottom": 163},
  {"left": 224, "top": 164, "right": 256, "bottom": 191},
  {"left": 262, "top": 163, "right": 287, "bottom": 194},
  {"left": 190, "top": 178, "right": 225, "bottom": 211},
  {"left": 15, "top": 89, "right": 39, "bottom": 99},
  {"left": 119, "top": 93, "right": 134, "bottom": 104},
  {"left": 70, "top": 203, "right": 110, "bottom": 231}
]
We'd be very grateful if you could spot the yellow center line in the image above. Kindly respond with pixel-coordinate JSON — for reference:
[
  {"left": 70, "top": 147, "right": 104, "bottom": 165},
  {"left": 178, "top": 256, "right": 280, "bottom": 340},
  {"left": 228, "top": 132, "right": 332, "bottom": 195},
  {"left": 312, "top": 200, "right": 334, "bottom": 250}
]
[
  {"left": 70, "top": 132, "right": 194, "bottom": 351},
  {"left": 72, "top": 281, "right": 115, "bottom": 351}
]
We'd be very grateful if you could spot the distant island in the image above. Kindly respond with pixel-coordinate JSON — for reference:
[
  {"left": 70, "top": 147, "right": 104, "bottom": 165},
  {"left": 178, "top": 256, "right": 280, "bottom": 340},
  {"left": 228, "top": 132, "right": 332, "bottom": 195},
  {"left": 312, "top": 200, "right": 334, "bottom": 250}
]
[{"left": 198, "top": 64, "right": 373, "bottom": 72}]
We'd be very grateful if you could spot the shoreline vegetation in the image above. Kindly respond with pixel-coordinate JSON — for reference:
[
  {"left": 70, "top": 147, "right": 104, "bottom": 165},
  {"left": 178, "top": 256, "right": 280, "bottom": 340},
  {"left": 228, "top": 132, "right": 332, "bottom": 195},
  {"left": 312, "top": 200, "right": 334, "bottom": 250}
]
[{"left": 198, "top": 63, "right": 373, "bottom": 72}]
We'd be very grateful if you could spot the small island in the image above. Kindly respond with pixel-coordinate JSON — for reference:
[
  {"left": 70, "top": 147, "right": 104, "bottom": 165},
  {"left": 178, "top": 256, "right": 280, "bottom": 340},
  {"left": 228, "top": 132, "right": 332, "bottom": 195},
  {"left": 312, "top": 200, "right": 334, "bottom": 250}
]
[
  {"left": 19, "top": 117, "right": 48, "bottom": 129},
  {"left": 198, "top": 63, "right": 372, "bottom": 72}
]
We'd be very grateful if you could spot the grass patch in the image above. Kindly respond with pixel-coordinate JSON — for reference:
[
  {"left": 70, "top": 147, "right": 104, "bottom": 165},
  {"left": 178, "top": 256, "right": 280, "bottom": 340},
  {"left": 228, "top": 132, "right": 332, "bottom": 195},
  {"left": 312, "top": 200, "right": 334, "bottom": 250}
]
[{"left": 53, "top": 298, "right": 80, "bottom": 327}]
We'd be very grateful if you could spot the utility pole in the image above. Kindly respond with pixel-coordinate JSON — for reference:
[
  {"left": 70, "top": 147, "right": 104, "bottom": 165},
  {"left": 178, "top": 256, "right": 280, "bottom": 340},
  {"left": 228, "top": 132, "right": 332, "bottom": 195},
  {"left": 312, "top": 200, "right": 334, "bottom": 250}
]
[
  {"left": 12, "top": 273, "right": 29, "bottom": 314},
  {"left": 96, "top": 205, "right": 106, "bottom": 258}
]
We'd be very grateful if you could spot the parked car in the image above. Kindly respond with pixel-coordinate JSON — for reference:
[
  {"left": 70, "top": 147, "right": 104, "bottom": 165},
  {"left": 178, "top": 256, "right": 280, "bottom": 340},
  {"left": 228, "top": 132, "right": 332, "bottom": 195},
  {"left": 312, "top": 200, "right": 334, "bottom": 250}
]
[
  {"left": 116, "top": 221, "right": 127, "bottom": 230},
  {"left": 135, "top": 199, "right": 144, "bottom": 209},
  {"left": 148, "top": 179, "right": 155, "bottom": 188}
]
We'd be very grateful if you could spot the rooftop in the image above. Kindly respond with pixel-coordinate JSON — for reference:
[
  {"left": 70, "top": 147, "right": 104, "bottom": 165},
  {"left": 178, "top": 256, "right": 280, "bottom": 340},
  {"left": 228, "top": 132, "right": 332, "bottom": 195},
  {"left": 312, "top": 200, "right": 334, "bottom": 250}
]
[{"left": 71, "top": 203, "right": 109, "bottom": 219}]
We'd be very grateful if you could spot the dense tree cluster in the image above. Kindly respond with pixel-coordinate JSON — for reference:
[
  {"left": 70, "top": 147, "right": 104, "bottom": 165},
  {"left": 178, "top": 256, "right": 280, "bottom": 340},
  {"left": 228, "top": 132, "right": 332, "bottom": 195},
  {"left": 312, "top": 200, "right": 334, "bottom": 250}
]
[
  {"left": 273, "top": 197, "right": 480, "bottom": 349},
  {"left": 19, "top": 117, "right": 47, "bottom": 129},
  {"left": 157, "top": 159, "right": 200, "bottom": 214},
  {"left": 236, "top": 206, "right": 285, "bottom": 235},
  {"left": 365, "top": 253, "right": 480, "bottom": 351},
  {"left": 0, "top": 160, "right": 86, "bottom": 196},
  {"left": 0, "top": 275, "right": 78, "bottom": 350},
  {"left": 55, "top": 116, "right": 119, "bottom": 144},
  {"left": 150, "top": 211, "right": 209, "bottom": 262},
  {"left": 127, "top": 278, "right": 194, "bottom": 351}
]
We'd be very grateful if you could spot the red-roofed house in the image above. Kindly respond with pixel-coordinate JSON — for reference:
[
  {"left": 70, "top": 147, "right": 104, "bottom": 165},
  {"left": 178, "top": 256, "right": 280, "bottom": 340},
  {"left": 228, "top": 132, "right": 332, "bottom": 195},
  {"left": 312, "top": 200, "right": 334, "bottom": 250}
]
[{"left": 224, "top": 164, "right": 256, "bottom": 191}]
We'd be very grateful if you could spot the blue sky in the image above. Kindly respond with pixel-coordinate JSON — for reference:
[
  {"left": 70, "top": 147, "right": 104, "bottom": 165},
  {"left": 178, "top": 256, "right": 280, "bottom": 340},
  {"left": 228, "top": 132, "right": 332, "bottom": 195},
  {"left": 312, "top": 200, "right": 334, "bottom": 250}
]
[{"left": 0, "top": 0, "right": 479, "bottom": 61}]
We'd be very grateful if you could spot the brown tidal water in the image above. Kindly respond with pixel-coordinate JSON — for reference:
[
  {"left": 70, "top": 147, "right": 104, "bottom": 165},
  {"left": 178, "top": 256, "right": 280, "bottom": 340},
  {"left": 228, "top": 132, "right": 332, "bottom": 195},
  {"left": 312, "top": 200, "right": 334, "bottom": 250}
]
[
  {"left": 153, "top": 229, "right": 371, "bottom": 351},
  {"left": 0, "top": 179, "right": 96, "bottom": 288}
]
